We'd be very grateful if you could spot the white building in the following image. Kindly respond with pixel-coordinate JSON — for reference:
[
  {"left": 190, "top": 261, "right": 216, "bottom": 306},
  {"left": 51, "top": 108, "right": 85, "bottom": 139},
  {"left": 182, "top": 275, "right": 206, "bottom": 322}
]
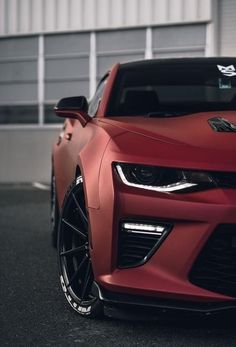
[{"left": 0, "top": 0, "right": 235, "bottom": 182}]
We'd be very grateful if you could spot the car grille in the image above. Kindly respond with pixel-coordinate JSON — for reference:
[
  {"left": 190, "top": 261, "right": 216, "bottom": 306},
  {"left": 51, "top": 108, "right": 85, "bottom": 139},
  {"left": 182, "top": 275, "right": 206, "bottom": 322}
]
[
  {"left": 212, "top": 171, "right": 236, "bottom": 188},
  {"left": 189, "top": 224, "right": 236, "bottom": 298},
  {"left": 117, "top": 221, "right": 172, "bottom": 268}
]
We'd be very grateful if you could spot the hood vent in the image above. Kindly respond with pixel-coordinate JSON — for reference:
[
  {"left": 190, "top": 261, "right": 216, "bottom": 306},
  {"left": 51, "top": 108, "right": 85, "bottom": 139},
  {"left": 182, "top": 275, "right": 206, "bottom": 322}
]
[{"left": 208, "top": 117, "right": 236, "bottom": 132}]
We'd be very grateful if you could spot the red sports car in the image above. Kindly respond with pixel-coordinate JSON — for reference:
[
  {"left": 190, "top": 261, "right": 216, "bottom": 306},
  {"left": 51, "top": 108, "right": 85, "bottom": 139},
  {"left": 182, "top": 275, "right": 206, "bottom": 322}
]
[{"left": 52, "top": 58, "right": 236, "bottom": 318}]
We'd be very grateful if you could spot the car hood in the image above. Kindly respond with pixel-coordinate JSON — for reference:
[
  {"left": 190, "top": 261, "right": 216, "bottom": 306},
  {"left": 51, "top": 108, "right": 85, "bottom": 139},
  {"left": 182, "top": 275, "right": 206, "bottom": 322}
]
[
  {"left": 98, "top": 111, "right": 236, "bottom": 171},
  {"left": 99, "top": 111, "right": 236, "bottom": 151}
]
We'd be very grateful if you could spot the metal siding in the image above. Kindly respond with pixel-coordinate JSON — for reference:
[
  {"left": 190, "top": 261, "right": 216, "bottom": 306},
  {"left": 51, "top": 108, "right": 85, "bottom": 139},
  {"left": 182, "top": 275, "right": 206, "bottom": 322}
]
[
  {"left": 124, "top": 0, "right": 138, "bottom": 26},
  {"left": 44, "top": 33, "right": 90, "bottom": 55},
  {"left": 0, "top": 0, "right": 212, "bottom": 36},
  {"left": 97, "top": 29, "right": 145, "bottom": 51},
  {"left": 0, "top": 83, "right": 37, "bottom": 103},
  {"left": 44, "top": 33, "right": 90, "bottom": 101},
  {"left": 0, "top": 61, "right": 37, "bottom": 82},
  {"left": 0, "top": 0, "right": 5, "bottom": 34},
  {"left": 97, "top": 0, "right": 111, "bottom": 28},
  {"left": 70, "top": 0, "right": 84, "bottom": 30},
  {"left": 219, "top": 0, "right": 236, "bottom": 56},
  {"left": 0, "top": 37, "right": 38, "bottom": 104},
  {"left": 96, "top": 29, "right": 145, "bottom": 78},
  {"left": 44, "top": 0, "right": 57, "bottom": 32},
  {"left": 110, "top": 0, "right": 124, "bottom": 27},
  {"left": 31, "top": 0, "right": 44, "bottom": 33},
  {"left": 45, "top": 57, "right": 89, "bottom": 80},
  {"left": 18, "top": 0, "right": 31, "bottom": 33},
  {"left": 0, "top": 36, "right": 38, "bottom": 57},
  {"left": 45, "top": 80, "right": 89, "bottom": 101},
  {"left": 57, "top": 0, "right": 69, "bottom": 30},
  {"left": 153, "top": 24, "right": 206, "bottom": 57},
  {"left": 168, "top": 0, "right": 183, "bottom": 22}
]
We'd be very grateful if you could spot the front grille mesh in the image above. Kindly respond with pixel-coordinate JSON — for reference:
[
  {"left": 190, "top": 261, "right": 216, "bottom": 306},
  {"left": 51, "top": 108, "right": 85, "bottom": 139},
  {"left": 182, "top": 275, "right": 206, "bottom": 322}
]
[{"left": 189, "top": 224, "right": 236, "bottom": 298}]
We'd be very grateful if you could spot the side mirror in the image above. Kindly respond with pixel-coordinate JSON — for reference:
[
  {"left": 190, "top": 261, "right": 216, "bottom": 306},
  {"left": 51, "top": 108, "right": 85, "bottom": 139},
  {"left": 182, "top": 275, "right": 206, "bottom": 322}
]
[{"left": 54, "top": 96, "right": 91, "bottom": 127}]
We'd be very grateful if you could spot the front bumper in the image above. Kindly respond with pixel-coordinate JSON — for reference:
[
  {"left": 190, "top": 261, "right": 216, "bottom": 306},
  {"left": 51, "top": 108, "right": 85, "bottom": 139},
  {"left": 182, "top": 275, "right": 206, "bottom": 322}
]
[
  {"left": 99, "top": 286, "right": 236, "bottom": 320},
  {"left": 88, "top": 155, "right": 236, "bottom": 306}
]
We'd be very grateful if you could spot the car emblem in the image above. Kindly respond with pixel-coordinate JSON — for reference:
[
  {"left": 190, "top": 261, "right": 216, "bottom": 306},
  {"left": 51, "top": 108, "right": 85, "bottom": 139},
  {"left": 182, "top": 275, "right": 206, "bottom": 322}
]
[
  {"left": 208, "top": 117, "right": 236, "bottom": 132},
  {"left": 217, "top": 65, "right": 236, "bottom": 77}
]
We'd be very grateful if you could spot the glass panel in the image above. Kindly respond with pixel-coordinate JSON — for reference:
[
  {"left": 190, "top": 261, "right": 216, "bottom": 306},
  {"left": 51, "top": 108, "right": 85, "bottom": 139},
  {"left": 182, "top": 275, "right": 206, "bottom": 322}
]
[
  {"left": 107, "top": 60, "right": 236, "bottom": 116},
  {"left": 45, "top": 105, "right": 64, "bottom": 124},
  {"left": 45, "top": 33, "right": 90, "bottom": 55},
  {"left": 0, "top": 105, "right": 38, "bottom": 124},
  {"left": 0, "top": 37, "right": 38, "bottom": 58}
]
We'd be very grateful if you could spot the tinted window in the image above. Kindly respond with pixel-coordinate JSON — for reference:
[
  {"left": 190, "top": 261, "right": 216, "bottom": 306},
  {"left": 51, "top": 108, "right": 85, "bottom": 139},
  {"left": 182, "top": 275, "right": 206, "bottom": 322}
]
[
  {"left": 88, "top": 76, "right": 108, "bottom": 116},
  {"left": 0, "top": 105, "right": 38, "bottom": 124},
  {"left": 107, "top": 61, "right": 236, "bottom": 117}
]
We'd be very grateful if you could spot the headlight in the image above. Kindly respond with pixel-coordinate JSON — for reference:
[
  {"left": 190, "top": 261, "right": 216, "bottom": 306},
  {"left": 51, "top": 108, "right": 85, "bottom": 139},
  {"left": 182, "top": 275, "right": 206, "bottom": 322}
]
[{"left": 115, "top": 163, "right": 216, "bottom": 193}]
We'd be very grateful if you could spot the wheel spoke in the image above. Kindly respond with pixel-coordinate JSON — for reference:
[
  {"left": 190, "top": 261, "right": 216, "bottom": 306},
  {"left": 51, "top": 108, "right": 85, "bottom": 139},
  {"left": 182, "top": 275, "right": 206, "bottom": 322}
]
[
  {"left": 72, "top": 193, "right": 88, "bottom": 228},
  {"left": 62, "top": 218, "right": 86, "bottom": 240},
  {"left": 60, "top": 244, "right": 87, "bottom": 257},
  {"left": 81, "top": 260, "right": 92, "bottom": 301},
  {"left": 66, "top": 255, "right": 88, "bottom": 288}
]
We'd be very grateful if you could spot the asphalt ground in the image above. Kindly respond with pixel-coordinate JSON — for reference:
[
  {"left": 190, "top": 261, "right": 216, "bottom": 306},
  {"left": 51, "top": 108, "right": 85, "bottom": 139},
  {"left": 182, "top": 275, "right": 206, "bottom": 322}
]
[{"left": 1, "top": 186, "right": 236, "bottom": 347}]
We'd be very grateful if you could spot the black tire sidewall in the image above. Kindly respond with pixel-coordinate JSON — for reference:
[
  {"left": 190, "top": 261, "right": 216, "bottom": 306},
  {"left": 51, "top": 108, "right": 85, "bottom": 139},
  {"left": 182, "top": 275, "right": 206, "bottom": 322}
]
[
  {"left": 57, "top": 177, "right": 103, "bottom": 318},
  {"left": 51, "top": 166, "right": 59, "bottom": 248}
]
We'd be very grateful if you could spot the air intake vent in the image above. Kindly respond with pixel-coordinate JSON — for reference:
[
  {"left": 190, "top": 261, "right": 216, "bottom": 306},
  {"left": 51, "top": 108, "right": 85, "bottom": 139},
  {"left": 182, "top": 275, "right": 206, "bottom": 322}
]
[
  {"left": 208, "top": 117, "right": 236, "bottom": 132},
  {"left": 118, "top": 221, "right": 172, "bottom": 268},
  {"left": 189, "top": 224, "right": 236, "bottom": 298}
]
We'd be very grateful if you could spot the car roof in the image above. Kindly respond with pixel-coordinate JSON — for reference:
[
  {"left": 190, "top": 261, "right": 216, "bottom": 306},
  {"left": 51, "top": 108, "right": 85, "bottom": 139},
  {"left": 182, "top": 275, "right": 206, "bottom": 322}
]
[{"left": 119, "top": 57, "right": 236, "bottom": 70}]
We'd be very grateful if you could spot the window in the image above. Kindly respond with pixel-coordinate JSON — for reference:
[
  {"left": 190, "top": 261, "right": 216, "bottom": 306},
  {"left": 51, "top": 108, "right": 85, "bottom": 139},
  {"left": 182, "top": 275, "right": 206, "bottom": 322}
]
[
  {"left": 0, "top": 105, "right": 38, "bottom": 124},
  {"left": 88, "top": 76, "right": 108, "bottom": 117},
  {"left": 107, "top": 60, "right": 236, "bottom": 117}
]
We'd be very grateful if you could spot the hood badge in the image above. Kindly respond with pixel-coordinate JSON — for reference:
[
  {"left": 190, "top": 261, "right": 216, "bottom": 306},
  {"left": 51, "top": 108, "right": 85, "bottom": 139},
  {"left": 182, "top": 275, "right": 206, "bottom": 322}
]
[{"left": 208, "top": 117, "right": 236, "bottom": 132}]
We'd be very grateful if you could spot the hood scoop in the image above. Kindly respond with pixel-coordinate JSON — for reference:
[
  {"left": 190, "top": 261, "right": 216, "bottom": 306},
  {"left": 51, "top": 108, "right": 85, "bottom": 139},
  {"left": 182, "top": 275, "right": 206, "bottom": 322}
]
[{"left": 208, "top": 117, "right": 236, "bottom": 132}]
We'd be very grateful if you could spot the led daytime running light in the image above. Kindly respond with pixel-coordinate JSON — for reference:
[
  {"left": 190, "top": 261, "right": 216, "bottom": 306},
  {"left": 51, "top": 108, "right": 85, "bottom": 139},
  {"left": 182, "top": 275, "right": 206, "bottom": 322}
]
[
  {"left": 116, "top": 164, "right": 197, "bottom": 193},
  {"left": 123, "top": 223, "right": 165, "bottom": 232}
]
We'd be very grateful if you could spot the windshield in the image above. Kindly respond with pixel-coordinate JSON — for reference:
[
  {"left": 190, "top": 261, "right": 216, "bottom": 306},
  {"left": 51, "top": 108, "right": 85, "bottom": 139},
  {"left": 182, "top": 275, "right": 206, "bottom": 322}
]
[{"left": 107, "top": 61, "right": 236, "bottom": 117}]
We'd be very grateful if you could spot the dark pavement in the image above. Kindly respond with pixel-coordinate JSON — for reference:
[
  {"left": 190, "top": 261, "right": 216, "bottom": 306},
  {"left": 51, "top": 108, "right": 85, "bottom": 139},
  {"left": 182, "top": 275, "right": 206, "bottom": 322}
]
[{"left": 1, "top": 186, "right": 236, "bottom": 346}]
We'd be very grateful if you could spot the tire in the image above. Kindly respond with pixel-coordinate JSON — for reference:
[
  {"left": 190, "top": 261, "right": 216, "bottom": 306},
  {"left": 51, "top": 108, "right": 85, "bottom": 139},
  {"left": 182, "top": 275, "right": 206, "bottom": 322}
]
[
  {"left": 57, "top": 176, "right": 103, "bottom": 318},
  {"left": 51, "top": 166, "right": 59, "bottom": 248}
]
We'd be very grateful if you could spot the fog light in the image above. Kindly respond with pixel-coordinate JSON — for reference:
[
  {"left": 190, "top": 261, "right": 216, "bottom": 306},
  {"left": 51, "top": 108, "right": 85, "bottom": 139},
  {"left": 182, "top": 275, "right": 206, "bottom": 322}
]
[
  {"left": 122, "top": 222, "right": 166, "bottom": 236},
  {"left": 118, "top": 220, "right": 172, "bottom": 267}
]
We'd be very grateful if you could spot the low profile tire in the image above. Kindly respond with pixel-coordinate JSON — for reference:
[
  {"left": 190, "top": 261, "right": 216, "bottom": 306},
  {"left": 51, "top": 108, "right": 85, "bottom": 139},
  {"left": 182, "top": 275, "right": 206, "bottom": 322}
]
[
  {"left": 57, "top": 176, "right": 103, "bottom": 318},
  {"left": 51, "top": 166, "right": 59, "bottom": 248}
]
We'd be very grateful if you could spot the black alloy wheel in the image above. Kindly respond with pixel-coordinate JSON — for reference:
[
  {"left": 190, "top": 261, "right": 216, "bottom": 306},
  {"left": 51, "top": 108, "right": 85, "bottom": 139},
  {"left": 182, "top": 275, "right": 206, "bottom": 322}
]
[
  {"left": 58, "top": 176, "right": 103, "bottom": 317},
  {"left": 51, "top": 166, "right": 59, "bottom": 248}
]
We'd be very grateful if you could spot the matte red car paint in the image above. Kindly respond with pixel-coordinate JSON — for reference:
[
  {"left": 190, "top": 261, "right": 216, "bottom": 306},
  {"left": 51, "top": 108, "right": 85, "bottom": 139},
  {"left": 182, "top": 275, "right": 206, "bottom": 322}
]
[{"left": 53, "top": 59, "right": 236, "bottom": 307}]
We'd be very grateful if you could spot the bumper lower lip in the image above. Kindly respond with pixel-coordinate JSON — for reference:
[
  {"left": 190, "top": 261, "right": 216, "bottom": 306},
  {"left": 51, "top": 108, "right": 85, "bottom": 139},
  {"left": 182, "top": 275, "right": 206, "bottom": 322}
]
[{"left": 98, "top": 284, "right": 236, "bottom": 319}]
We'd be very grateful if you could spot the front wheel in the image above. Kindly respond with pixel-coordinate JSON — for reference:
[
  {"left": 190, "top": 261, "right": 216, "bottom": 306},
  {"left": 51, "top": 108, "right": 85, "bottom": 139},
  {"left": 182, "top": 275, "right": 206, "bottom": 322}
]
[
  {"left": 51, "top": 166, "right": 59, "bottom": 248},
  {"left": 57, "top": 176, "right": 103, "bottom": 318}
]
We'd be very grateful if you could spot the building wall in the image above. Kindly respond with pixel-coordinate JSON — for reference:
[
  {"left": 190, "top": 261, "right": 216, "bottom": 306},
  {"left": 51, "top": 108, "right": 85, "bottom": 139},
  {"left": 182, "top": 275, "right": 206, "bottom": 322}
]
[
  {"left": 0, "top": 0, "right": 211, "bottom": 36},
  {"left": 219, "top": 0, "right": 236, "bottom": 56},
  {"left": 0, "top": 24, "right": 207, "bottom": 125},
  {"left": 0, "top": 127, "right": 59, "bottom": 183},
  {"left": 1, "top": 0, "right": 236, "bottom": 184}
]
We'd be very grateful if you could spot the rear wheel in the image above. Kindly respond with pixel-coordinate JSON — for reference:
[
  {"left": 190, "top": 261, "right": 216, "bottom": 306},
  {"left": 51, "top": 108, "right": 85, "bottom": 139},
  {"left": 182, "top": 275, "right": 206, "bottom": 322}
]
[{"left": 57, "top": 176, "right": 103, "bottom": 317}]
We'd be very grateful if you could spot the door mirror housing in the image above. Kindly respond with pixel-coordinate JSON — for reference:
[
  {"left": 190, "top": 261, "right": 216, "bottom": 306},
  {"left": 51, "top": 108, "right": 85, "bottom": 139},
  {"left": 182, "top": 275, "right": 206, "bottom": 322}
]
[{"left": 54, "top": 96, "right": 91, "bottom": 127}]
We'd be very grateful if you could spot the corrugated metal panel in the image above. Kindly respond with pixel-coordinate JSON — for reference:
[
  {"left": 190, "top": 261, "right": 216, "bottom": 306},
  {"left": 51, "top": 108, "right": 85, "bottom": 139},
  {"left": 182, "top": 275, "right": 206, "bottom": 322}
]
[
  {"left": 0, "top": 37, "right": 38, "bottom": 104},
  {"left": 0, "top": 0, "right": 211, "bottom": 36},
  {"left": 96, "top": 29, "right": 146, "bottom": 78},
  {"left": 153, "top": 24, "right": 206, "bottom": 58},
  {"left": 219, "top": 0, "right": 236, "bottom": 56},
  {"left": 44, "top": 33, "right": 90, "bottom": 103}
]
